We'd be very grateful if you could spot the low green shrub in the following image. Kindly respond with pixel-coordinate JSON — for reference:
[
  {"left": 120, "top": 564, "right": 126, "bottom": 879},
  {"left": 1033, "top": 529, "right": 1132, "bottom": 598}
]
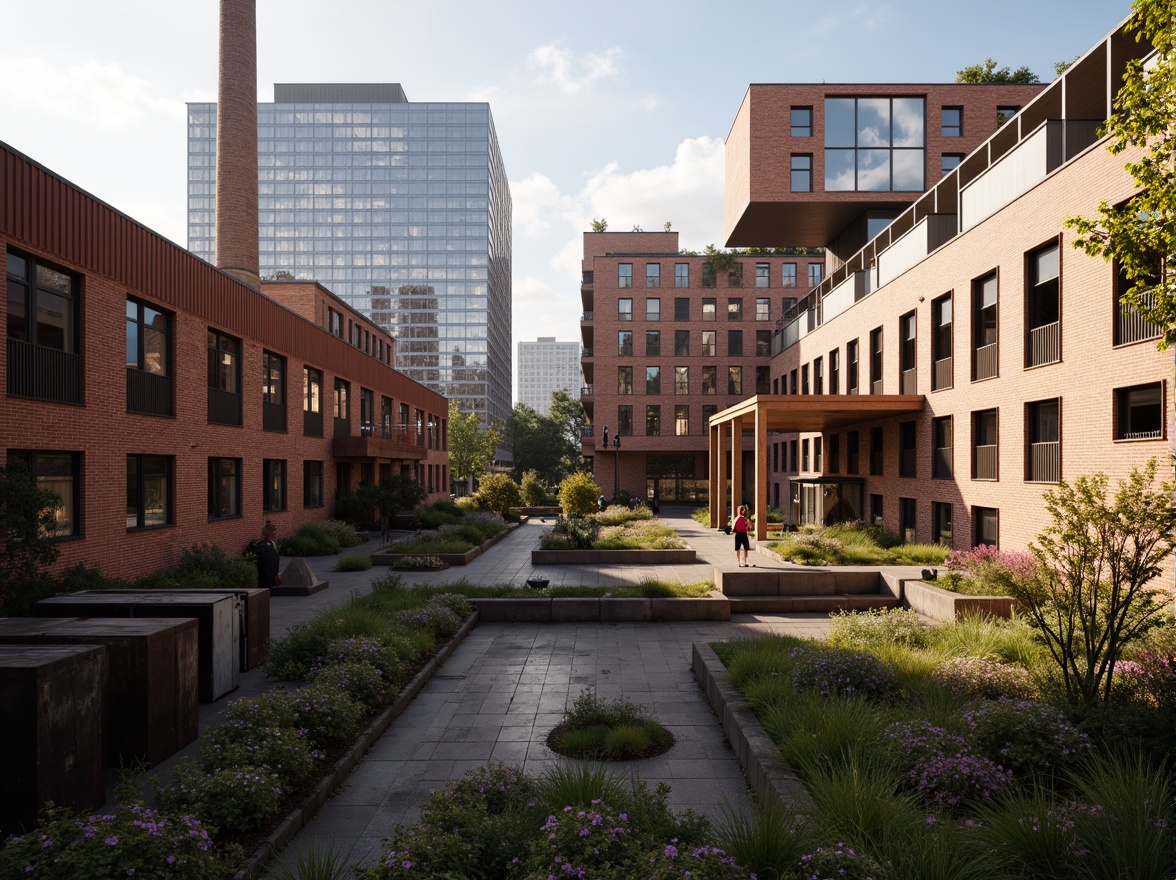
[
  {"left": 417, "top": 501, "right": 462, "bottom": 529},
  {"left": 472, "top": 473, "right": 521, "bottom": 515},
  {"left": 0, "top": 802, "right": 228, "bottom": 879},
  {"left": 596, "top": 504, "right": 654, "bottom": 526},
  {"left": 162, "top": 762, "right": 284, "bottom": 834},
  {"left": 557, "top": 471, "right": 601, "bottom": 516},
  {"left": 199, "top": 723, "right": 316, "bottom": 787},
  {"left": 319, "top": 519, "right": 365, "bottom": 548},
  {"left": 277, "top": 534, "right": 320, "bottom": 557},
  {"left": 963, "top": 697, "right": 1091, "bottom": 777},
  {"left": 334, "top": 553, "right": 373, "bottom": 572},
  {"left": 827, "top": 607, "right": 930, "bottom": 651},
  {"left": 550, "top": 690, "right": 674, "bottom": 761},
  {"left": 310, "top": 661, "right": 395, "bottom": 711}
]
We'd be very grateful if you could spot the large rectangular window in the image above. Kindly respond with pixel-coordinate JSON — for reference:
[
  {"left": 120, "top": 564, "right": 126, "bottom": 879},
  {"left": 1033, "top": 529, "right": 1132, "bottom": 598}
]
[
  {"left": 208, "top": 457, "right": 241, "bottom": 519},
  {"left": 207, "top": 329, "right": 242, "bottom": 426},
  {"left": 974, "top": 506, "right": 999, "bottom": 547},
  {"left": 126, "top": 298, "right": 172, "bottom": 416},
  {"left": 728, "top": 330, "right": 743, "bottom": 357},
  {"left": 813, "top": 357, "right": 824, "bottom": 394},
  {"left": 618, "top": 330, "right": 633, "bottom": 356},
  {"left": 1027, "top": 398, "right": 1060, "bottom": 482},
  {"left": 10, "top": 451, "right": 81, "bottom": 537},
  {"left": 808, "top": 263, "right": 824, "bottom": 287},
  {"left": 756, "top": 366, "right": 770, "bottom": 394},
  {"left": 675, "top": 366, "right": 690, "bottom": 395},
  {"left": 618, "top": 298, "right": 633, "bottom": 321},
  {"left": 126, "top": 454, "right": 171, "bottom": 530},
  {"left": 6, "top": 251, "right": 82, "bottom": 404},
  {"left": 618, "top": 263, "right": 633, "bottom": 288},
  {"left": 1114, "top": 262, "right": 1163, "bottom": 345},
  {"left": 1116, "top": 382, "right": 1164, "bottom": 440},
  {"left": 828, "top": 434, "right": 840, "bottom": 473},
  {"left": 617, "top": 405, "right": 633, "bottom": 436},
  {"left": 1026, "top": 242, "right": 1061, "bottom": 367},
  {"left": 755, "top": 264, "right": 770, "bottom": 289},
  {"left": 825, "top": 96, "right": 926, "bottom": 192},
  {"left": 932, "top": 293, "right": 953, "bottom": 390},
  {"left": 701, "top": 331, "right": 716, "bottom": 356},
  {"left": 728, "top": 298, "right": 743, "bottom": 321},
  {"left": 646, "top": 297, "right": 661, "bottom": 321},
  {"left": 675, "top": 330, "right": 689, "bottom": 357},
  {"left": 263, "top": 459, "right": 287, "bottom": 512},
  {"left": 781, "top": 263, "right": 797, "bottom": 288},
  {"left": 645, "top": 330, "right": 660, "bottom": 356},
  {"left": 932, "top": 502, "right": 953, "bottom": 546},
  {"left": 702, "top": 366, "right": 717, "bottom": 395},
  {"left": 645, "top": 366, "right": 661, "bottom": 395},
  {"left": 675, "top": 263, "right": 690, "bottom": 287},
  {"left": 801, "top": 364, "right": 810, "bottom": 395},
  {"left": 973, "top": 272, "right": 999, "bottom": 381},
  {"left": 646, "top": 263, "right": 660, "bottom": 288},
  {"left": 674, "top": 297, "right": 690, "bottom": 320},
  {"left": 303, "top": 367, "right": 323, "bottom": 437},
  {"left": 972, "top": 409, "right": 998, "bottom": 480},
  {"left": 702, "top": 298, "right": 716, "bottom": 321},
  {"left": 756, "top": 330, "right": 772, "bottom": 357},
  {"left": 755, "top": 297, "right": 770, "bottom": 321},
  {"left": 304, "top": 460, "right": 323, "bottom": 508}
]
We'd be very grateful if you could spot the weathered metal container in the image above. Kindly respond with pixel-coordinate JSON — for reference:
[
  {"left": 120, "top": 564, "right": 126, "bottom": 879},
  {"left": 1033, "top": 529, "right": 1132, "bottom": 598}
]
[
  {"left": 102, "top": 587, "right": 269, "bottom": 670},
  {"left": 0, "top": 617, "right": 199, "bottom": 765},
  {"left": 35, "top": 592, "right": 239, "bottom": 701},
  {"left": 0, "top": 645, "right": 106, "bottom": 836}
]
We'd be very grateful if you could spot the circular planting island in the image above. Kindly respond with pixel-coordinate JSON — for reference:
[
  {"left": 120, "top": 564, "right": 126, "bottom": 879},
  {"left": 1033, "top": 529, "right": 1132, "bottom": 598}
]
[{"left": 546, "top": 691, "right": 674, "bottom": 761}]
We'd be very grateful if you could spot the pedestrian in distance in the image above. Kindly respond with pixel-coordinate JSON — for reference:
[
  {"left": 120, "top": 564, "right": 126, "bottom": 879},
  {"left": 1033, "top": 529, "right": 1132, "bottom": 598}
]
[
  {"left": 733, "top": 505, "right": 753, "bottom": 567},
  {"left": 598, "top": 494, "right": 607, "bottom": 512},
  {"left": 256, "top": 520, "right": 281, "bottom": 588}
]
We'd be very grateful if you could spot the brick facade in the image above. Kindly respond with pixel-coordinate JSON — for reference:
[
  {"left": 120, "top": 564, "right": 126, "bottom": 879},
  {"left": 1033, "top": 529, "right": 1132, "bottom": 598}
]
[{"left": 1, "top": 142, "right": 449, "bottom": 581}]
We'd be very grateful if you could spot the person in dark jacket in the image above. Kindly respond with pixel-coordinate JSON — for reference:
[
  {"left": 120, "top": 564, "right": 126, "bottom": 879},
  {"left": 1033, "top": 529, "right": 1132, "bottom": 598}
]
[{"left": 256, "top": 520, "right": 281, "bottom": 588}]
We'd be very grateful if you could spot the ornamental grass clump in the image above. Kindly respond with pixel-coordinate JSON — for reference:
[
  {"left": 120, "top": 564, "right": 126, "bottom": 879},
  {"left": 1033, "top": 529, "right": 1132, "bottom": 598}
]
[
  {"left": 549, "top": 689, "right": 674, "bottom": 761},
  {"left": 932, "top": 655, "right": 1038, "bottom": 700},
  {"left": 0, "top": 802, "right": 227, "bottom": 879},
  {"left": 827, "top": 607, "right": 930, "bottom": 651}
]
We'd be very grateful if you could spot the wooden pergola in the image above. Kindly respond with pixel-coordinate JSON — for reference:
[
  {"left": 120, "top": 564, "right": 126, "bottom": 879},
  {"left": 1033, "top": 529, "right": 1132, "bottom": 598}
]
[{"left": 708, "top": 394, "right": 925, "bottom": 539}]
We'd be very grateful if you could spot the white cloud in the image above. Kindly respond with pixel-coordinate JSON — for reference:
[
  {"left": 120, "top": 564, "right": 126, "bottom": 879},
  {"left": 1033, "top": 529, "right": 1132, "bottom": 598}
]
[
  {"left": 642, "top": 94, "right": 661, "bottom": 111},
  {"left": 0, "top": 56, "right": 182, "bottom": 129},
  {"left": 512, "top": 171, "right": 572, "bottom": 237},
  {"left": 526, "top": 44, "right": 622, "bottom": 95}
]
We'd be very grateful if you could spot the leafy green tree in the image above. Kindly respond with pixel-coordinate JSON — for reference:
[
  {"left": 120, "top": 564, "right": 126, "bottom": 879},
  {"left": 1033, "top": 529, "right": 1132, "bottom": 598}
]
[
  {"left": 473, "top": 473, "right": 521, "bottom": 516},
  {"left": 448, "top": 399, "right": 500, "bottom": 491},
  {"left": 508, "top": 402, "right": 567, "bottom": 484},
  {"left": 549, "top": 389, "right": 587, "bottom": 475},
  {"left": 0, "top": 460, "right": 61, "bottom": 615},
  {"left": 955, "top": 58, "right": 1040, "bottom": 83},
  {"left": 590, "top": 218, "right": 608, "bottom": 232},
  {"left": 520, "top": 470, "right": 547, "bottom": 506},
  {"left": 558, "top": 471, "right": 601, "bottom": 516},
  {"left": 1067, "top": 0, "right": 1176, "bottom": 347},
  {"left": 1001, "top": 459, "right": 1176, "bottom": 704}
]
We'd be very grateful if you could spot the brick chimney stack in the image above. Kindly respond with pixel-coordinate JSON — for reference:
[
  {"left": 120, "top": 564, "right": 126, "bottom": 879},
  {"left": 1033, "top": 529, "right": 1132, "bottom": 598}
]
[{"left": 215, "top": 0, "right": 260, "bottom": 290}]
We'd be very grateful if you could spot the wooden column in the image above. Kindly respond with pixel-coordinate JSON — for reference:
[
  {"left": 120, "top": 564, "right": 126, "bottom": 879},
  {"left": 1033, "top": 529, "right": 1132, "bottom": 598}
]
[
  {"left": 754, "top": 403, "right": 768, "bottom": 540},
  {"left": 715, "top": 420, "right": 728, "bottom": 529},
  {"left": 708, "top": 422, "right": 720, "bottom": 529},
  {"left": 729, "top": 417, "right": 741, "bottom": 526}
]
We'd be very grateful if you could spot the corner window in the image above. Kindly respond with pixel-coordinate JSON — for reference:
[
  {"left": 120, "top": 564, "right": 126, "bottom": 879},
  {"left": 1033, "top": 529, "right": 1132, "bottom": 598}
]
[
  {"left": 127, "top": 454, "right": 172, "bottom": 529},
  {"left": 208, "top": 457, "right": 241, "bottom": 519},
  {"left": 1116, "top": 382, "right": 1163, "bottom": 440}
]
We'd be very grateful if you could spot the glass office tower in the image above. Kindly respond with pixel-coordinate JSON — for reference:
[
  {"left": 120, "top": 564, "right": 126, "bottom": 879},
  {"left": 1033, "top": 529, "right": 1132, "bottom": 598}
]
[{"left": 187, "top": 84, "right": 512, "bottom": 428}]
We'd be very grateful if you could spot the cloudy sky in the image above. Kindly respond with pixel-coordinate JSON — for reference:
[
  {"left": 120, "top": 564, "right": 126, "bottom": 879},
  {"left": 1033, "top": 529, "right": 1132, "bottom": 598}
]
[{"left": 1, "top": 0, "right": 1131, "bottom": 394}]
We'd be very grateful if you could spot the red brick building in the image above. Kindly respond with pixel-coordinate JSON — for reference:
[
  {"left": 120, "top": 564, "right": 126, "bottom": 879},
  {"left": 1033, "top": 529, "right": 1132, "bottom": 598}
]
[
  {"left": 580, "top": 231, "right": 824, "bottom": 505},
  {"left": 711, "top": 17, "right": 1167, "bottom": 554},
  {"left": 1, "top": 141, "right": 449, "bottom": 581}
]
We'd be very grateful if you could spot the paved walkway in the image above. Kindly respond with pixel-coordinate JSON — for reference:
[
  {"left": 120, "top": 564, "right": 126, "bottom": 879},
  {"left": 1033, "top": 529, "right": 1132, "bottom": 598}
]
[{"left": 257, "top": 509, "right": 844, "bottom": 872}]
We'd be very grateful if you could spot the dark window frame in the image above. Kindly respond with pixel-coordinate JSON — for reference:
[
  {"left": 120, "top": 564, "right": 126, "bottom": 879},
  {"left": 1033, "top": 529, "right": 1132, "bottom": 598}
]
[
  {"left": 263, "top": 458, "right": 287, "bottom": 513},
  {"left": 208, "top": 456, "right": 242, "bottom": 520},
  {"left": 126, "top": 453, "right": 173, "bottom": 531},
  {"left": 303, "top": 460, "right": 324, "bottom": 508}
]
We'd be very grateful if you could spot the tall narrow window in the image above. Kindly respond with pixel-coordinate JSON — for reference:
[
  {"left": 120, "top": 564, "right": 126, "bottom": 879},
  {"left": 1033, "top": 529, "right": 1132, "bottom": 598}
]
[
  {"left": 126, "top": 298, "right": 172, "bottom": 416},
  {"left": 791, "top": 154, "right": 812, "bottom": 192},
  {"left": 262, "top": 351, "right": 287, "bottom": 433},
  {"left": 869, "top": 327, "right": 884, "bottom": 394},
  {"left": 645, "top": 366, "right": 661, "bottom": 395},
  {"left": 304, "top": 460, "right": 323, "bottom": 508},
  {"left": 727, "top": 366, "right": 742, "bottom": 395},
  {"left": 675, "top": 263, "right": 689, "bottom": 287},
  {"left": 334, "top": 378, "right": 350, "bottom": 436},
  {"left": 813, "top": 357, "right": 824, "bottom": 394},
  {"left": 303, "top": 367, "right": 323, "bottom": 437},
  {"left": 846, "top": 431, "right": 860, "bottom": 473},
  {"left": 618, "top": 366, "right": 633, "bottom": 395},
  {"left": 801, "top": 364, "right": 810, "bottom": 395},
  {"left": 932, "top": 416, "right": 953, "bottom": 479},
  {"left": 207, "top": 329, "right": 242, "bottom": 426},
  {"left": 646, "top": 298, "right": 661, "bottom": 321},
  {"left": 972, "top": 409, "right": 998, "bottom": 480},
  {"left": 645, "top": 405, "right": 661, "bottom": 436},
  {"left": 618, "top": 298, "right": 632, "bottom": 321},
  {"left": 701, "top": 331, "right": 716, "bottom": 356},
  {"left": 756, "top": 330, "right": 771, "bottom": 357},
  {"left": 899, "top": 421, "right": 916, "bottom": 477},
  {"left": 942, "top": 106, "right": 962, "bottom": 137},
  {"left": 974, "top": 507, "right": 999, "bottom": 547},
  {"left": 781, "top": 263, "right": 797, "bottom": 288},
  {"left": 801, "top": 439, "right": 810, "bottom": 471},
  {"left": 618, "top": 263, "right": 633, "bottom": 288},
  {"left": 828, "top": 434, "right": 840, "bottom": 473},
  {"left": 208, "top": 457, "right": 241, "bottom": 519},
  {"left": 791, "top": 106, "right": 813, "bottom": 137},
  {"left": 1027, "top": 398, "right": 1060, "bottom": 482},
  {"left": 829, "top": 348, "right": 840, "bottom": 394},
  {"left": 808, "top": 263, "right": 824, "bottom": 287},
  {"left": 702, "top": 366, "right": 717, "bottom": 395},
  {"left": 675, "top": 330, "right": 690, "bottom": 357},
  {"left": 360, "top": 388, "right": 375, "bottom": 434},
  {"left": 932, "top": 502, "right": 953, "bottom": 546},
  {"left": 1026, "top": 242, "right": 1060, "bottom": 367},
  {"left": 728, "top": 298, "right": 743, "bottom": 320},
  {"left": 899, "top": 312, "right": 916, "bottom": 393},
  {"left": 674, "top": 298, "right": 690, "bottom": 320},
  {"left": 870, "top": 426, "right": 884, "bottom": 475},
  {"left": 126, "top": 454, "right": 172, "bottom": 529},
  {"left": 263, "top": 459, "right": 287, "bottom": 512},
  {"left": 755, "top": 297, "right": 770, "bottom": 321},
  {"left": 646, "top": 263, "right": 660, "bottom": 288},
  {"left": 847, "top": 339, "right": 859, "bottom": 394},
  {"left": 755, "top": 264, "right": 770, "bottom": 289},
  {"left": 932, "top": 293, "right": 953, "bottom": 390},
  {"left": 675, "top": 405, "right": 690, "bottom": 436},
  {"left": 1114, "top": 262, "right": 1163, "bottom": 345},
  {"left": 728, "top": 330, "right": 743, "bottom": 357},
  {"left": 618, "top": 405, "right": 633, "bottom": 436},
  {"left": 675, "top": 366, "right": 689, "bottom": 395},
  {"left": 900, "top": 498, "right": 917, "bottom": 541},
  {"left": 6, "top": 252, "right": 82, "bottom": 404},
  {"left": 756, "top": 366, "right": 770, "bottom": 394},
  {"left": 973, "top": 272, "right": 998, "bottom": 380},
  {"left": 645, "top": 330, "right": 660, "bottom": 356},
  {"left": 618, "top": 330, "right": 633, "bottom": 356},
  {"left": 702, "top": 298, "right": 716, "bottom": 321}
]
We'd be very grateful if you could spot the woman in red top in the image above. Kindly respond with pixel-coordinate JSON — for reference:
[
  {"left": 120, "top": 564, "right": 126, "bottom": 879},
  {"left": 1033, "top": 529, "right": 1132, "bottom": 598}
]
[{"left": 733, "top": 505, "right": 752, "bottom": 567}]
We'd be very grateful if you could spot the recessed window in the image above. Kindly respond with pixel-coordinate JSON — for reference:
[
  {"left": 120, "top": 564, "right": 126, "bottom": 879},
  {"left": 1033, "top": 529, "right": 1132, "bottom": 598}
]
[
  {"left": 207, "top": 329, "right": 242, "bottom": 426},
  {"left": 847, "top": 340, "right": 859, "bottom": 394},
  {"left": 1116, "top": 382, "right": 1163, "bottom": 440},
  {"left": 829, "top": 348, "right": 840, "bottom": 393},
  {"left": 932, "top": 502, "right": 953, "bottom": 547},
  {"left": 847, "top": 431, "right": 859, "bottom": 473},
  {"left": 126, "top": 454, "right": 172, "bottom": 530},
  {"left": 618, "top": 263, "right": 632, "bottom": 288},
  {"left": 674, "top": 330, "right": 689, "bottom": 357},
  {"left": 645, "top": 330, "right": 660, "bottom": 356},
  {"left": 899, "top": 421, "right": 916, "bottom": 477},
  {"left": 899, "top": 311, "right": 916, "bottom": 393},
  {"left": 932, "top": 293, "right": 953, "bottom": 391},
  {"left": 791, "top": 154, "right": 813, "bottom": 192},
  {"left": 869, "top": 327, "right": 884, "bottom": 394},
  {"left": 262, "top": 459, "right": 286, "bottom": 513},
  {"left": 756, "top": 366, "right": 770, "bottom": 394},
  {"left": 870, "top": 426, "right": 884, "bottom": 476},
  {"left": 1026, "top": 242, "right": 1060, "bottom": 367},
  {"left": 932, "top": 416, "right": 953, "bottom": 479},
  {"left": 755, "top": 264, "right": 770, "bottom": 289},
  {"left": 942, "top": 107, "right": 962, "bottom": 137},
  {"left": 972, "top": 409, "right": 998, "bottom": 480},
  {"left": 675, "top": 367, "right": 689, "bottom": 395},
  {"left": 973, "top": 507, "right": 999, "bottom": 547},
  {"left": 701, "top": 331, "right": 716, "bottom": 357},
  {"left": 972, "top": 272, "right": 999, "bottom": 381},
  {"left": 618, "top": 330, "right": 633, "bottom": 357},
  {"left": 618, "top": 366, "right": 633, "bottom": 395},
  {"left": 791, "top": 106, "right": 813, "bottom": 137},
  {"left": 674, "top": 297, "right": 690, "bottom": 320},
  {"left": 781, "top": 263, "right": 797, "bottom": 288},
  {"left": 304, "top": 461, "right": 323, "bottom": 508},
  {"left": 334, "top": 378, "right": 350, "bottom": 436},
  {"left": 618, "top": 405, "right": 633, "bottom": 436},
  {"left": 208, "top": 457, "right": 241, "bottom": 519},
  {"left": 826, "top": 97, "right": 926, "bottom": 192},
  {"left": 304, "top": 367, "right": 324, "bottom": 437},
  {"left": 6, "top": 252, "right": 82, "bottom": 404},
  {"left": 675, "top": 405, "right": 689, "bottom": 436},
  {"left": 675, "top": 263, "right": 690, "bottom": 287},
  {"left": 728, "top": 298, "right": 743, "bottom": 321},
  {"left": 1027, "top": 398, "right": 1060, "bottom": 482},
  {"left": 618, "top": 298, "right": 633, "bottom": 321},
  {"left": 646, "top": 263, "right": 660, "bottom": 288},
  {"left": 808, "top": 263, "right": 824, "bottom": 287},
  {"left": 755, "top": 297, "right": 770, "bottom": 320},
  {"left": 702, "top": 298, "right": 716, "bottom": 321},
  {"left": 728, "top": 330, "right": 743, "bottom": 357},
  {"left": 702, "top": 366, "right": 717, "bottom": 395},
  {"left": 262, "top": 351, "right": 287, "bottom": 433},
  {"left": 727, "top": 366, "right": 743, "bottom": 396},
  {"left": 756, "top": 330, "right": 772, "bottom": 357},
  {"left": 645, "top": 405, "right": 661, "bottom": 436},
  {"left": 646, "top": 298, "right": 660, "bottom": 321},
  {"left": 645, "top": 366, "right": 661, "bottom": 395},
  {"left": 900, "top": 497, "right": 917, "bottom": 541}
]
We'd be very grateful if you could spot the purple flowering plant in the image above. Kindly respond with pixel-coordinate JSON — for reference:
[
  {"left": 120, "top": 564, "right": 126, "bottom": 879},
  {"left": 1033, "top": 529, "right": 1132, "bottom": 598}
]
[
  {"left": 964, "top": 698, "right": 1091, "bottom": 777},
  {"left": 796, "top": 842, "right": 884, "bottom": 880},
  {"left": 932, "top": 656, "right": 1038, "bottom": 700},
  {"left": 788, "top": 645, "right": 897, "bottom": 700}
]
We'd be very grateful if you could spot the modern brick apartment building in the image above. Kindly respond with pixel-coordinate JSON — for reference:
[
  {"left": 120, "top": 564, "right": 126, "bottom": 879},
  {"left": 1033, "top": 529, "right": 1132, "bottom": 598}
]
[
  {"left": 580, "top": 231, "right": 824, "bottom": 504},
  {"left": 711, "top": 15, "right": 1166, "bottom": 554},
  {"left": 1, "top": 141, "right": 450, "bottom": 581}
]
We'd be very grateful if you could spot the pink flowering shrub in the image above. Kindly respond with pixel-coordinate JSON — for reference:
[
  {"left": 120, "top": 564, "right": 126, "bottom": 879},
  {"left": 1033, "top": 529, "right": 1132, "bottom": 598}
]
[
  {"left": 1109, "top": 653, "right": 1176, "bottom": 707},
  {"left": 0, "top": 803, "right": 224, "bottom": 878},
  {"left": 932, "top": 656, "right": 1038, "bottom": 700},
  {"left": 944, "top": 545, "right": 1038, "bottom": 595}
]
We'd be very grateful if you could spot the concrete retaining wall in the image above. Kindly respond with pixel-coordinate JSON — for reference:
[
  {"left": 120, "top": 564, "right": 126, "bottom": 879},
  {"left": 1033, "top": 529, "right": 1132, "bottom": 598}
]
[
  {"left": 903, "top": 579, "right": 1017, "bottom": 621},
  {"left": 531, "top": 548, "right": 696, "bottom": 565},
  {"left": 470, "top": 590, "right": 729, "bottom": 622}
]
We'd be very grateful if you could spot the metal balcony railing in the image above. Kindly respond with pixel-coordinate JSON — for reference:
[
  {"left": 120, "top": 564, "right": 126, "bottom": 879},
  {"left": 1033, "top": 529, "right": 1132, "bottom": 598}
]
[
  {"left": 580, "top": 385, "right": 593, "bottom": 397},
  {"left": 1029, "top": 441, "right": 1060, "bottom": 482},
  {"left": 1115, "top": 293, "right": 1162, "bottom": 346},
  {"left": 974, "top": 444, "right": 997, "bottom": 480},
  {"left": 581, "top": 311, "right": 594, "bottom": 321},
  {"left": 8, "top": 340, "right": 82, "bottom": 405},
  {"left": 933, "top": 356, "right": 953, "bottom": 391},
  {"left": 127, "top": 368, "right": 171, "bottom": 417},
  {"left": 1028, "top": 321, "right": 1060, "bottom": 367},
  {"left": 973, "top": 342, "right": 998, "bottom": 381},
  {"left": 581, "top": 347, "right": 594, "bottom": 358}
]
